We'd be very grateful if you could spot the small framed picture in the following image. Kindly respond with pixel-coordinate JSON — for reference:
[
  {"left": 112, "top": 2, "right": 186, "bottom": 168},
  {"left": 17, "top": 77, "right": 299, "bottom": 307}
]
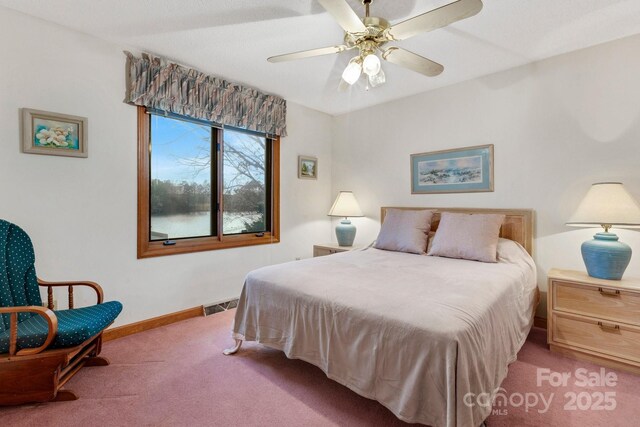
[
  {"left": 298, "top": 155, "right": 318, "bottom": 180},
  {"left": 21, "top": 108, "right": 88, "bottom": 158},
  {"left": 411, "top": 144, "right": 494, "bottom": 194}
]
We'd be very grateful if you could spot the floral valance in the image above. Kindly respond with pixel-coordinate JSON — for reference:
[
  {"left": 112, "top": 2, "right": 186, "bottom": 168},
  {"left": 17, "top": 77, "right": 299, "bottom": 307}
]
[{"left": 124, "top": 52, "right": 287, "bottom": 136}]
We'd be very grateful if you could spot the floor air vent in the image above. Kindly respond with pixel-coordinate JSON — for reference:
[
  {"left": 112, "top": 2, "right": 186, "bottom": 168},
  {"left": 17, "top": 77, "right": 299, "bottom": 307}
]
[{"left": 203, "top": 299, "right": 239, "bottom": 316}]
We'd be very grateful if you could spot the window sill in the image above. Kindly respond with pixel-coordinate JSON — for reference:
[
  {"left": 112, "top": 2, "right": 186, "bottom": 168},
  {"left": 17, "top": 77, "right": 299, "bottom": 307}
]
[{"left": 137, "top": 233, "right": 280, "bottom": 259}]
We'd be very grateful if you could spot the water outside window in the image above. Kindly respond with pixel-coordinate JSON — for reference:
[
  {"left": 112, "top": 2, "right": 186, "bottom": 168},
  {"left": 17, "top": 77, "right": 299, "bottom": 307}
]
[
  {"left": 150, "top": 115, "right": 212, "bottom": 240},
  {"left": 149, "top": 114, "right": 270, "bottom": 240},
  {"left": 222, "top": 129, "right": 267, "bottom": 235}
]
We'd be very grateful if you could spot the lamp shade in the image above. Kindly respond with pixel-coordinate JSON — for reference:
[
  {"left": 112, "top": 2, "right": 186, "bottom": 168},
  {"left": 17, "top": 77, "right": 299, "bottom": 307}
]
[
  {"left": 567, "top": 182, "right": 640, "bottom": 228},
  {"left": 328, "top": 191, "right": 363, "bottom": 218}
]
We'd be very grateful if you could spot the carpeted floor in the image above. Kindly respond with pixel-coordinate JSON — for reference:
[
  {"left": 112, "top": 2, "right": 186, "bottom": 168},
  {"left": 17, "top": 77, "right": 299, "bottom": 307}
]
[{"left": 1, "top": 309, "right": 638, "bottom": 426}]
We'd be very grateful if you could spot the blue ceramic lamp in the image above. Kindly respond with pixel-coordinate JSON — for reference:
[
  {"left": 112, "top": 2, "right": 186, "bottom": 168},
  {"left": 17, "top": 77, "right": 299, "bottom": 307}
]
[
  {"left": 328, "top": 191, "right": 364, "bottom": 246},
  {"left": 567, "top": 182, "right": 640, "bottom": 280}
]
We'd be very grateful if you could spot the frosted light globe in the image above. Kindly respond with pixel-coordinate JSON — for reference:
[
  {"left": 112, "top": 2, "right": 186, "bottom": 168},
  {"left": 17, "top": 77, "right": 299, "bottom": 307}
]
[
  {"left": 368, "top": 68, "right": 386, "bottom": 87},
  {"left": 342, "top": 58, "right": 362, "bottom": 85},
  {"left": 362, "top": 54, "right": 381, "bottom": 76}
]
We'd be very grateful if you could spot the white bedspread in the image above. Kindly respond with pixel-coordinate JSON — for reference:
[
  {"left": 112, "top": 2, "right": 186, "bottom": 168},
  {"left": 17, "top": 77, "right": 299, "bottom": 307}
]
[{"left": 231, "top": 241, "right": 537, "bottom": 427}]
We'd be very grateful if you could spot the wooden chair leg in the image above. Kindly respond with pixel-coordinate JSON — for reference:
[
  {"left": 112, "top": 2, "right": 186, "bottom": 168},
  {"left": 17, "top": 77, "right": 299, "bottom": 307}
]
[
  {"left": 84, "top": 356, "right": 110, "bottom": 367},
  {"left": 89, "top": 334, "right": 103, "bottom": 358},
  {"left": 53, "top": 389, "right": 78, "bottom": 402}
]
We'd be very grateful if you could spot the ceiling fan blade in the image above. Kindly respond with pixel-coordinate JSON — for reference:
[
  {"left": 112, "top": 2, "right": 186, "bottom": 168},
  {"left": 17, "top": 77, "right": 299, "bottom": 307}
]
[
  {"left": 382, "top": 47, "right": 444, "bottom": 77},
  {"left": 317, "top": 0, "right": 367, "bottom": 33},
  {"left": 268, "top": 45, "right": 350, "bottom": 63},
  {"left": 386, "top": 0, "right": 483, "bottom": 41}
]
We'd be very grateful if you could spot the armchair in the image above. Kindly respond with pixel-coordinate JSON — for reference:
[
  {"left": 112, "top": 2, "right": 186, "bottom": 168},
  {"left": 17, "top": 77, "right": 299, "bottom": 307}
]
[{"left": 0, "top": 220, "right": 122, "bottom": 405}]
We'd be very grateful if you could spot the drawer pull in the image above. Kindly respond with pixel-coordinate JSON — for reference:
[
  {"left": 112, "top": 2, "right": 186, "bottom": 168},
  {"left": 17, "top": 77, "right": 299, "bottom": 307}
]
[
  {"left": 598, "top": 321, "right": 620, "bottom": 331},
  {"left": 598, "top": 287, "right": 621, "bottom": 297}
]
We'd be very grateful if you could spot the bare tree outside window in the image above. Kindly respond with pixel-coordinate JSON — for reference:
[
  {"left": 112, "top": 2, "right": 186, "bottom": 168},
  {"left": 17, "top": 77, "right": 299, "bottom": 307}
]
[
  {"left": 150, "top": 114, "right": 268, "bottom": 240},
  {"left": 222, "top": 129, "right": 267, "bottom": 234},
  {"left": 150, "top": 116, "right": 212, "bottom": 240}
]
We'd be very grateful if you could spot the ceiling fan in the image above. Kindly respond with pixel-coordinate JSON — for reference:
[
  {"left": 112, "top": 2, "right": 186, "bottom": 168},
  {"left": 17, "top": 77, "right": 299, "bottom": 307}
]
[{"left": 268, "top": 0, "right": 483, "bottom": 88}]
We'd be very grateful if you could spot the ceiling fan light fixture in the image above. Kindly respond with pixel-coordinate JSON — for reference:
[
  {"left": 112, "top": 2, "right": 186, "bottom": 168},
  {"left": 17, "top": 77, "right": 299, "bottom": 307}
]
[
  {"left": 342, "top": 56, "right": 363, "bottom": 85},
  {"left": 362, "top": 53, "right": 381, "bottom": 76},
  {"left": 268, "top": 0, "right": 485, "bottom": 90},
  {"left": 368, "top": 68, "right": 386, "bottom": 87}
]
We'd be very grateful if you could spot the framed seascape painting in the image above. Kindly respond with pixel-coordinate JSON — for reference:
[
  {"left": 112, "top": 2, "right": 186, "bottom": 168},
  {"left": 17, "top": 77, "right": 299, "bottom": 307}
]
[
  {"left": 411, "top": 144, "right": 494, "bottom": 194},
  {"left": 21, "top": 108, "right": 88, "bottom": 158},
  {"left": 298, "top": 155, "right": 318, "bottom": 180}
]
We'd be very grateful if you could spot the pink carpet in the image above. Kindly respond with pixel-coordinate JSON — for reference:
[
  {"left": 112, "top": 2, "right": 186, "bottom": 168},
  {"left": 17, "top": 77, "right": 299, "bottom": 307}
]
[{"left": 1, "top": 310, "right": 638, "bottom": 426}]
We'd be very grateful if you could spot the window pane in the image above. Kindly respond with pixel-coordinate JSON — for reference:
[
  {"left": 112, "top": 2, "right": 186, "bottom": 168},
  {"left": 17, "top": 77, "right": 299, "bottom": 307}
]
[
  {"left": 150, "top": 115, "right": 212, "bottom": 240},
  {"left": 223, "top": 129, "right": 267, "bottom": 235}
]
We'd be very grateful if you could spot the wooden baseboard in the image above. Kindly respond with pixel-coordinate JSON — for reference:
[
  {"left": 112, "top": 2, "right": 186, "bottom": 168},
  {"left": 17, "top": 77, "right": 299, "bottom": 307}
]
[
  {"left": 534, "top": 316, "right": 547, "bottom": 329},
  {"left": 103, "top": 308, "right": 547, "bottom": 342},
  {"left": 103, "top": 306, "right": 204, "bottom": 342}
]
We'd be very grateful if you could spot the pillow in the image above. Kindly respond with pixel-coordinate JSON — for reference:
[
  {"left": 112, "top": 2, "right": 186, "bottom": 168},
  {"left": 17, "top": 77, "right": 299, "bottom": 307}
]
[
  {"left": 426, "top": 231, "right": 436, "bottom": 254},
  {"left": 427, "top": 212, "right": 505, "bottom": 262},
  {"left": 374, "top": 209, "right": 434, "bottom": 254},
  {"left": 496, "top": 238, "right": 529, "bottom": 263}
]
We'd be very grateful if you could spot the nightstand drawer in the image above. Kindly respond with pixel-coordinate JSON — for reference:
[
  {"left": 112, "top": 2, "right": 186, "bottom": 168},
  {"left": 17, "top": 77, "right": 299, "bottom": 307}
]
[
  {"left": 553, "top": 280, "right": 640, "bottom": 326},
  {"left": 313, "top": 247, "right": 341, "bottom": 257},
  {"left": 313, "top": 244, "right": 359, "bottom": 257},
  {"left": 552, "top": 313, "right": 640, "bottom": 363}
]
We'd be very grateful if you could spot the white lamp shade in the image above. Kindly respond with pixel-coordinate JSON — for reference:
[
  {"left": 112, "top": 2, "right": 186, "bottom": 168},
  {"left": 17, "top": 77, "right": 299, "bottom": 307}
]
[
  {"left": 328, "top": 191, "right": 363, "bottom": 218},
  {"left": 567, "top": 182, "right": 640, "bottom": 228}
]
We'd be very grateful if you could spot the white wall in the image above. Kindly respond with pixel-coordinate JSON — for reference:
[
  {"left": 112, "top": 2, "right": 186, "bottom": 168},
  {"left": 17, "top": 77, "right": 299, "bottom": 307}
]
[
  {"left": 3, "top": 6, "right": 639, "bottom": 325},
  {"left": 332, "top": 34, "right": 640, "bottom": 317},
  {"left": 0, "top": 7, "right": 333, "bottom": 326}
]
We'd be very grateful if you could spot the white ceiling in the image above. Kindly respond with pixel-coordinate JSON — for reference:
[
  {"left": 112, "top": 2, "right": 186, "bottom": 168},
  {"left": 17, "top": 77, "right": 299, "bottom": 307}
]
[{"left": 2, "top": 0, "right": 640, "bottom": 115}]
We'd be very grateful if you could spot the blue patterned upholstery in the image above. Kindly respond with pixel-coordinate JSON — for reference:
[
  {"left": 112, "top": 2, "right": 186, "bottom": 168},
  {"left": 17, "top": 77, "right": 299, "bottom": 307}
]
[
  {"left": 0, "top": 220, "right": 42, "bottom": 329},
  {"left": 0, "top": 219, "right": 123, "bottom": 355},
  {"left": 0, "top": 301, "right": 123, "bottom": 354}
]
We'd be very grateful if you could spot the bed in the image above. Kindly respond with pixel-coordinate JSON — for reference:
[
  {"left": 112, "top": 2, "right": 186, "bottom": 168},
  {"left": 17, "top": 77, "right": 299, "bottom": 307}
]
[{"left": 225, "top": 207, "right": 538, "bottom": 427}]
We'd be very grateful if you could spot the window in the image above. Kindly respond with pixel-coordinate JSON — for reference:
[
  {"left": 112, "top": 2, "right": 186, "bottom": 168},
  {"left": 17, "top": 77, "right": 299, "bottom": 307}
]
[{"left": 137, "top": 107, "right": 280, "bottom": 258}]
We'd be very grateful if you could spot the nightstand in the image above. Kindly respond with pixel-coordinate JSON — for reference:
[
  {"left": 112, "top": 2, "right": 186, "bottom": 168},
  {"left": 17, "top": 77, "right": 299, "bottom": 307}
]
[
  {"left": 547, "top": 268, "right": 640, "bottom": 374},
  {"left": 313, "top": 243, "right": 360, "bottom": 257}
]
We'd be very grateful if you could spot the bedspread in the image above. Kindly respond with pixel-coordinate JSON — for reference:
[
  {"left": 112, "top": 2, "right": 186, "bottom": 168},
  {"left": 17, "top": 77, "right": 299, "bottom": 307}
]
[{"left": 232, "top": 242, "right": 537, "bottom": 427}]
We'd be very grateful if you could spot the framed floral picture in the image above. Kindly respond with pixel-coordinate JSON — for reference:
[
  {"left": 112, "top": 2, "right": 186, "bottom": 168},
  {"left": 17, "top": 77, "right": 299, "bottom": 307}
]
[
  {"left": 411, "top": 144, "right": 494, "bottom": 194},
  {"left": 21, "top": 108, "right": 88, "bottom": 158},
  {"left": 298, "top": 155, "right": 317, "bottom": 180}
]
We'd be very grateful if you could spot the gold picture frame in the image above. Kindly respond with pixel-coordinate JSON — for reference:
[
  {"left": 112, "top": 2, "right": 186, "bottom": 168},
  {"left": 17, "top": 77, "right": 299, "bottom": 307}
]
[{"left": 21, "top": 108, "right": 88, "bottom": 158}]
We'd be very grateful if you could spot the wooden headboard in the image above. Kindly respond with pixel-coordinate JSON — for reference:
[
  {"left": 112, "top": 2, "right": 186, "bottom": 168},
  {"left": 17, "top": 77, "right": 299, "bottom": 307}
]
[{"left": 380, "top": 207, "right": 534, "bottom": 255}]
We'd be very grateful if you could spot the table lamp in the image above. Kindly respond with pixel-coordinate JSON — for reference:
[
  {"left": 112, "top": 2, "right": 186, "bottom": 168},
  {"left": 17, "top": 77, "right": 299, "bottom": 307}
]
[
  {"left": 328, "top": 191, "right": 363, "bottom": 246},
  {"left": 566, "top": 182, "right": 640, "bottom": 280}
]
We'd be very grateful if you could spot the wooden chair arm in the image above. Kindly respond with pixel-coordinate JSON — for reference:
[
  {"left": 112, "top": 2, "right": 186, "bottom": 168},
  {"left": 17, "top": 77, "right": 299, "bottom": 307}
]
[
  {"left": 38, "top": 279, "right": 104, "bottom": 308},
  {"left": 0, "top": 306, "right": 58, "bottom": 356}
]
